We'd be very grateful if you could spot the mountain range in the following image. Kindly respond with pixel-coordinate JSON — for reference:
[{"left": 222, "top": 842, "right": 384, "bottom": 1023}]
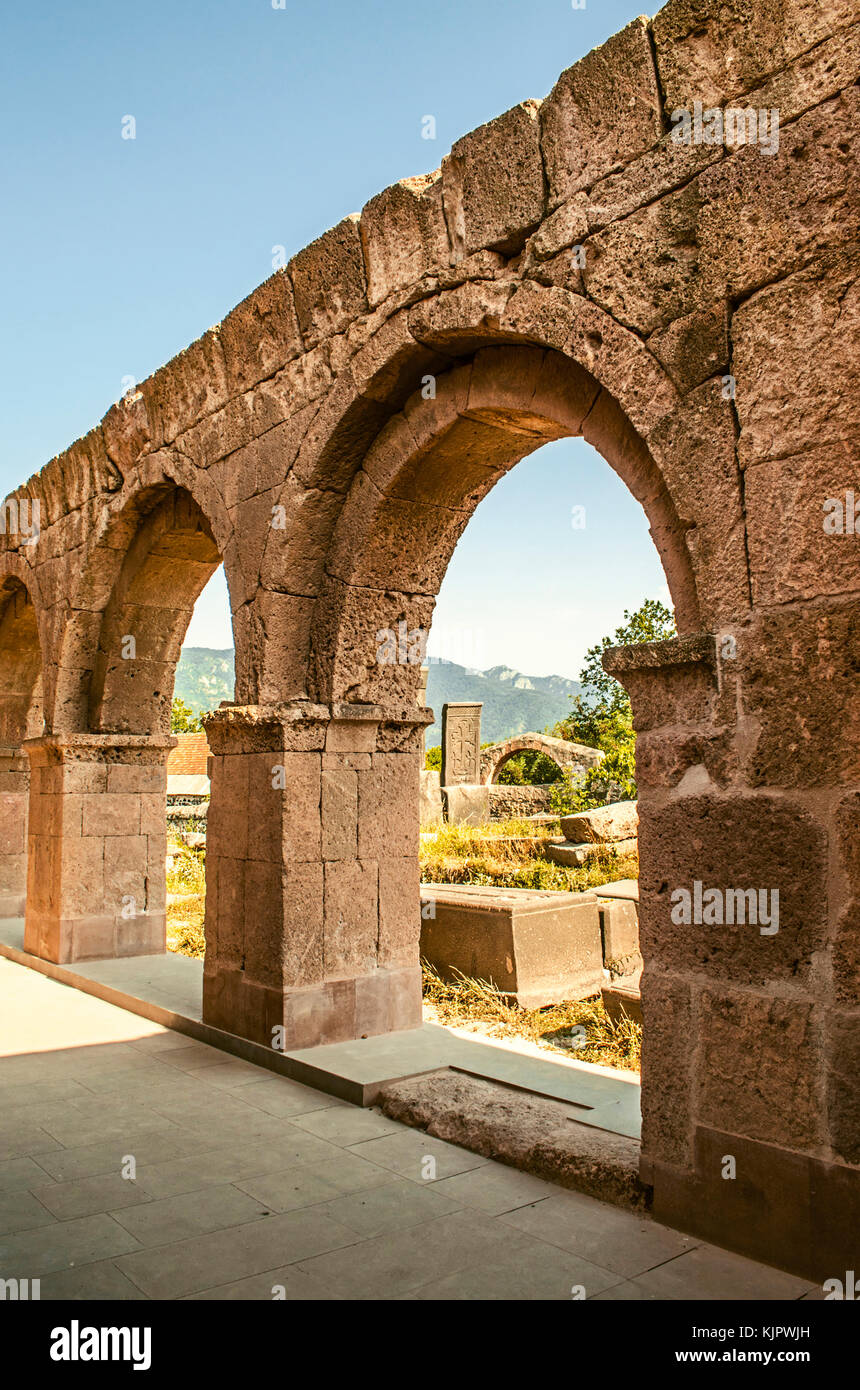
[{"left": 174, "top": 648, "right": 582, "bottom": 747}]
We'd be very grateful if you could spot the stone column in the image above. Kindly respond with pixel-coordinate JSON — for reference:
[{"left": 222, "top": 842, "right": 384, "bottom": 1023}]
[
  {"left": 202, "top": 701, "right": 431, "bottom": 1051},
  {"left": 23, "top": 733, "right": 174, "bottom": 962},
  {"left": 0, "top": 747, "right": 29, "bottom": 918},
  {"left": 604, "top": 632, "right": 859, "bottom": 1281}
]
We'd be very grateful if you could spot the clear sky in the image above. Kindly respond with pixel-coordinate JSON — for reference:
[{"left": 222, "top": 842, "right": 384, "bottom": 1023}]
[{"left": 2, "top": 0, "right": 668, "bottom": 679}]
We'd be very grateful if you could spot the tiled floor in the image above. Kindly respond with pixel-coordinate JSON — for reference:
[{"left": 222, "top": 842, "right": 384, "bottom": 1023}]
[{"left": 0, "top": 957, "right": 817, "bottom": 1301}]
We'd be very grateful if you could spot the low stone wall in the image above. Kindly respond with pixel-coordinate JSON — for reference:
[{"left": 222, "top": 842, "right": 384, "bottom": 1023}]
[{"left": 488, "top": 784, "right": 555, "bottom": 820}]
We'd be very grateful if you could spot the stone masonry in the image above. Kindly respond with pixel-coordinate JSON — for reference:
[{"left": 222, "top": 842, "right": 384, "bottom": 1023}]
[{"left": 0, "top": 0, "right": 858, "bottom": 1279}]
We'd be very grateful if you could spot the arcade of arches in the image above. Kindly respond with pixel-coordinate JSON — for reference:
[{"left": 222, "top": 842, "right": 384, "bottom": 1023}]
[{"left": 1, "top": 1, "right": 858, "bottom": 1281}]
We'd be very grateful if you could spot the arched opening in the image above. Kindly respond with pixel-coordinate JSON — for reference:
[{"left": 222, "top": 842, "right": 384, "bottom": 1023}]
[
  {"left": 87, "top": 487, "right": 223, "bottom": 736},
  {"left": 25, "top": 484, "right": 233, "bottom": 963},
  {"left": 0, "top": 575, "right": 43, "bottom": 921},
  {"left": 310, "top": 344, "right": 696, "bottom": 707},
  {"left": 205, "top": 340, "right": 696, "bottom": 1059}
]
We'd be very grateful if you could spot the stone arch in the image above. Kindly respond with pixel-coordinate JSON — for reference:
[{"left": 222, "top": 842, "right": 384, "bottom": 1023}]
[
  {"left": 306, "top": 336, "right": 700, "bottom": 705},
  {"left": 479, "top": 733, "right": 603, "bottom": 785},
  {"left": 55, "top": 458, "right": 238, "bottom": 736}
]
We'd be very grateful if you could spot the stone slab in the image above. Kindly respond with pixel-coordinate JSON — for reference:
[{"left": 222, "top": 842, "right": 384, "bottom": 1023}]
[
  {"left": 546, "top": 837, "right": 639, "bottom": 867},
  {"left": 420, "top": 882, "right": 604, "bottom": 1008}
]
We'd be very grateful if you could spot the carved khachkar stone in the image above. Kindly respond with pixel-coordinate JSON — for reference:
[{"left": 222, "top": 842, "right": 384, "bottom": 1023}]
[{"left": 441, "top": 702, "right": 482, "bottom": 786}]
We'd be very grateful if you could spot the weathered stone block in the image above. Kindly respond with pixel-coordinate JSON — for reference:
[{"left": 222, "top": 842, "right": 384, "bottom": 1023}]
[
  {"left": 443, "top": 783, "right": 490, "bottom": 826},
  {"left": 219, "top": 270, "right": 302, "bottom": 392},
  {"left": 360, "top": 174, "right": 450, "bottom": 307},
  {"left": 321, "top": 765, "right": 357, "bottom": 860},
  {"left": 542, "top": 17, "right": 663, "bottom": 206},
  {"left": 289, "top": 215, "right": 368, "bottom": 345},
  {"left": 826, "top": 1009, "right": 860, "bottom": 1164},
  {"left": 638, "top": 792, "right": 827, "bottom": 985},
  {"left": 443, "top": 101, "right": 544, "bottom": 257},
  {"left": 358, "top": 752, "right": 419, "bottom": 859},
  {"left": 698, "top": 989, "right": 821, "bottom": 1149},
  {"left": 561, "top": 800, "right": 638, "bottom": 844},
  {"left": 652, "top": 0, "right": 858, "bottom": 109},
  {"left": 323, "top": 857, "right": 378, "bottom": 975}
]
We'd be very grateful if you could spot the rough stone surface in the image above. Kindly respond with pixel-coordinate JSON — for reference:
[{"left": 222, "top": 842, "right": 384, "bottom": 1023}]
[{"left": 377, "top": 1070, "right": 648, "bottom": 1210}]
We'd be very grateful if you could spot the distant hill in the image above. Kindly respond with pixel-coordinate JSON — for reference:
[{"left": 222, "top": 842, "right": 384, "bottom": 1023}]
[
  {"left": 424, "top": 660, "right": 581, "bottom": 746},
  {"left": 173, "top": 649, "right": 582, "bottom": 746},
  {"left": 173, "top": 648, "right": 234, "bottom": 714}
]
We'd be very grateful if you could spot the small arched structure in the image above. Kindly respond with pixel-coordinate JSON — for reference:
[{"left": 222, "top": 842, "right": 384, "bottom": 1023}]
[{"left": 480, "top": 733, "right": 603, "bottom": 785}]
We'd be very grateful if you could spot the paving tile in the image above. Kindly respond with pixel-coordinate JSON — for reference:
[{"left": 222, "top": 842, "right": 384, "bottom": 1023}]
[
  {"left": 237, "top": 1152, "right": 394, "bottom": 1212},
  {"left": 318, "top": 1178, "right": 462, "bottom": 1237},
  {"left": 30, "top": 1173, "right": 153, "bottom": 1221},
  {"left": 0, "top": 1126, "right": 63, "bottom": 1162},
  {"left": 410, "top": 1237, "right": 625, "bottom": 1301},
  {"left": 116, "top": 1209, "right": 361, "bottom": 1298},
  {"left": 35, "top": 1128, "right": 213, "bottom": 1183},
  {"left": 0, "top": 1213, "right": 141, "bottom": 1277},
  {"left": 349, "top": 1130, "right": 489, "bottom": 1183},
  {"left": 0, "top": 1189, "right": 57, "bottom": 1236},
  {"left": 589, "top": 1279, "right": 666, "bottom": 1300},
  {"left": 288, "top": 1105, "right": 403, "bottom": 1147},
  {"left": 625, "top": 1244, "right": 817, "bottom": 1300},
  {"left": 499, "top": 1191, "right": 698, "bottom": 1278},
  {"left": 37, "top": 1259, "right": 151, "bottom": 1301},
  {"left": 133, "top": 1136, "right": 328, "bottom": 1201},
  {"left": 168, "top": 1059, "right": 268, "bottom": 1090},
  {"left": 296, "top": 1208, "right": 540, "bottom": 1300},
  {"left": 0, "top": 1078, "right": 93, "bottom": 1107},
  {"left": 110, "top": 1183, "right": 272, "bottom": 1246},
  {"left": 127, "top": 1032, "right": 203, "bottom": 1056},
  {"left": 0, "top": 1156, "right": 56, "bottom": 1192},
  {"left": 431, "top": 1165, "right": 561, "bottom": 1216},
  {"left": 38, "top": 1108, "right": 177, "bottom": 1147},
  {"left": 236, "top": 1078, "right": 343, "bottom": 1118},
  {"left": 183, "top": 1264, "right": 340, "bottom": 1301}
]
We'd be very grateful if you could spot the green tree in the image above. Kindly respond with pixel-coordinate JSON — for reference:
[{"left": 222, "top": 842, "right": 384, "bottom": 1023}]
[
  {"left": 549, "top": 598, "right": 676, "bottom": 813},
  {"left": 170, "top": 696, "right": 203, "bottom": 734}
]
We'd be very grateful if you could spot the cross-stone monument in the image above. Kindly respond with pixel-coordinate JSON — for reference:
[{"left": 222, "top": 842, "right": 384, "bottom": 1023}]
[
  {"left": 441, "top": 701, "right": 489, "bottom": 824},
  {"left": 441, "top": 702, "right": 482, "bottom": 785}
]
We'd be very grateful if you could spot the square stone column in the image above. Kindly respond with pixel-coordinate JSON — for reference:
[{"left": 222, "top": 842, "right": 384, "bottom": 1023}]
[
  {"left": 0, "top": 748, "right": 29, "bottom": 918},
  {"left": 23, "top": 733, "right": 174, "bottom": 962},
  {"left": 604, "top": 632, "right": 860, "bottom": 1282},
  {"left": 202, "top": 701, "right": 432, "bottom": 1051}
]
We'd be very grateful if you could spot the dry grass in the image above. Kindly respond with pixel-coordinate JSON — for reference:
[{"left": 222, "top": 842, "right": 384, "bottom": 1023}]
[
  {"left": 422, "top": 960, "right": 641, "bottom": 1072},
  {"left": 166, "top": 840, "right": 206, "bottom": 958},
  {"left": 420, "top": 817, "right": 638, "bottom": 892}
]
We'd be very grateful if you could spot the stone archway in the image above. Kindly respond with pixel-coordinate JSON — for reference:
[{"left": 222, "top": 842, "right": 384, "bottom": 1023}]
[
  {"left": 479, "top": 733, "right": 604, "bottom": 786},
  {"left": 24, "top": 481, "right": 230, "bottom": 964}
]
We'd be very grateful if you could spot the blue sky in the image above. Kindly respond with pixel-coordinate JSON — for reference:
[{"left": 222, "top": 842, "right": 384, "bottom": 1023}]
[{"left": 1, "top": 0, "right": 668, "bottom": 678}]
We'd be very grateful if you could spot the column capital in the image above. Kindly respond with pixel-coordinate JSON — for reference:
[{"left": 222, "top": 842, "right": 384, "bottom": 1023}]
[
  {"left": 23, "top": 732, "right": 176, "bottom": 765},
  {"left": 203, "top": 701, "right": 433, "bottom": 755}
]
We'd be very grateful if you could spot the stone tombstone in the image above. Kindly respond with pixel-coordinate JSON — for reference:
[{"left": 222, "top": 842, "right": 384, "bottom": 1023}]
[{"left": 441, "top": 702, "right": 482, "bottom": 786}]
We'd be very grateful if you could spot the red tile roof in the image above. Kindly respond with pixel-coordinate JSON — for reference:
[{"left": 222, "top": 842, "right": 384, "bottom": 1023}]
[{"left": 167, "top": 732, "right": 210, "bottom": 776}]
